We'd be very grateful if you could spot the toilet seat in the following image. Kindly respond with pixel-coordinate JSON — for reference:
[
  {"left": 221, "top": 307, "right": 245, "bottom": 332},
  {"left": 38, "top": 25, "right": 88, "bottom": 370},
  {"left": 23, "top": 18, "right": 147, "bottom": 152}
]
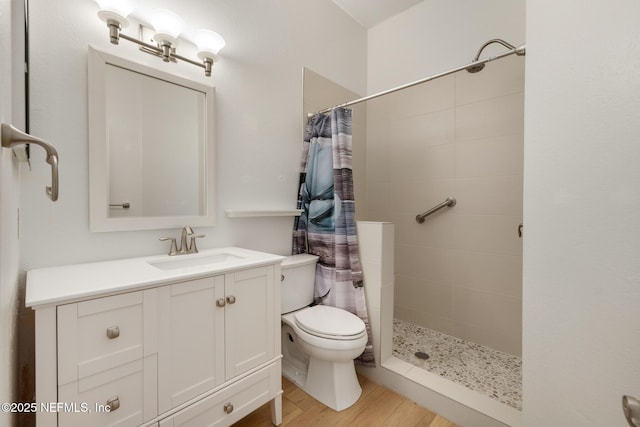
[{"left": 294, "top": 305, "right": 366, "bottom": 341}]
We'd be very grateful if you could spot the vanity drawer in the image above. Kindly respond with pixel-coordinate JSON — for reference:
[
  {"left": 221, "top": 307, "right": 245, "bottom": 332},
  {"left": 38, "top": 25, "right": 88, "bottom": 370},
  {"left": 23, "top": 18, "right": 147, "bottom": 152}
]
[
  {"left": 58, "top": 359, "right": 145, "bottom": 427},
  {"left": 58, "top": 291, "right": 144, "bottom": 384},
  {"left": 160, "top": 363, "right": 279, "bottom": 427}
]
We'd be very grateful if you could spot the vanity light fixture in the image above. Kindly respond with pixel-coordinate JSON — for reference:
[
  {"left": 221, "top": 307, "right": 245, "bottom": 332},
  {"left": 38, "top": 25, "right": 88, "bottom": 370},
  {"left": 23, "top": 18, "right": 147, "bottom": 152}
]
[
  {"left": 95, "top": 0, "right": 225, "bottom": 77},
  {"left": 194, "top": 29, "right": 226, "bottom": 77}
]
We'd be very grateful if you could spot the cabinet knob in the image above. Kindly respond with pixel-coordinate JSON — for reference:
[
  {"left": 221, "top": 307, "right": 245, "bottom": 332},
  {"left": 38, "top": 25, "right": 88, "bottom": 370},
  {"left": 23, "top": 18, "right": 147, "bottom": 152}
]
[
  {"left": 226, "top": 295, "right": 236, "bottom": 304},
  {"left": 106, "top": 326, "right": 120, "bottom": 339},
  {"left": 224, "top": 402, "right": 234, "bottom": 414},
  {"left": 216, "top": 298, "right": 226, "bottom": 308},
  {"left": 106, "top": 396, "right": 120, "bottom": 412}
]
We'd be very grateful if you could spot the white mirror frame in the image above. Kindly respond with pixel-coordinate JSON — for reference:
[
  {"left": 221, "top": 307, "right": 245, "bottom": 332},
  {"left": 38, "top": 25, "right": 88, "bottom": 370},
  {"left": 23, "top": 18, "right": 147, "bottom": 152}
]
[{"left": 88, "top": 46, "right": 215, "bottom": 232}]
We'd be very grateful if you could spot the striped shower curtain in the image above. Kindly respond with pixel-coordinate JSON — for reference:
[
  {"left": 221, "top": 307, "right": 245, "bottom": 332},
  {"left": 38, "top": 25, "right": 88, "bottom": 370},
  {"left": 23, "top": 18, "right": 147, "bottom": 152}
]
[{"left": 292, "top": 107, "right": 375, "bottom": 366}]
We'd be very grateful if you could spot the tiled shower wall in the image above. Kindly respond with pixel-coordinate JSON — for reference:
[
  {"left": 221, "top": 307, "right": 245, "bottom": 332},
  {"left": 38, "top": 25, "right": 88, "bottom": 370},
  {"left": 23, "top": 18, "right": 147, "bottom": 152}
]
[{"left": 365, "top": 56, "right": 524, "bottom": 357}]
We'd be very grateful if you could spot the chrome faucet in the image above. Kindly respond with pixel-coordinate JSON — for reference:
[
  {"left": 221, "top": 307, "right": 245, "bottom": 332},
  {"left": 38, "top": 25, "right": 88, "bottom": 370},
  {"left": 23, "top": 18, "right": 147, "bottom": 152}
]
[
  {"left": 159, "top": 226, "right": 205, "bottom": 256},
  {"left": 179, "top": 226, "right": 194, "bottom": 254}
]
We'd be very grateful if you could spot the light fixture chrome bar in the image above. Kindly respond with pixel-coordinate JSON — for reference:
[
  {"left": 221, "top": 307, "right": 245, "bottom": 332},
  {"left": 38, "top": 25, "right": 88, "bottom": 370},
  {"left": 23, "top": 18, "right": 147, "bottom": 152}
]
[
  {"left": 416, "top": 197, "right": 456, "bottom": 224},
  {"left": 106, "top": 23, "right": 215, "bottom": 76},
  {"left": 119, "top": 33, "right": 207, "bottom": 70},
  {"left": 98, "top": 6, "right": 224, "bottom": 78},
  {"left": 308, "top": 42, "right": 526, "bottom": 117},
  {"left": 119, "top": 32, "right": 163, "bottom": 50}
]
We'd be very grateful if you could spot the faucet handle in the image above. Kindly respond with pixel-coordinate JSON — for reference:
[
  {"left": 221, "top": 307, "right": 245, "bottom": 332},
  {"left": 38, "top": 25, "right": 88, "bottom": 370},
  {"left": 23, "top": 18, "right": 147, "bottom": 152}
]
[
  {"left": 159, "top": 237, "right": 178, "bottom": 256},
  {"left": 188, "top": 235, "right": 205, "bottom": 254}
]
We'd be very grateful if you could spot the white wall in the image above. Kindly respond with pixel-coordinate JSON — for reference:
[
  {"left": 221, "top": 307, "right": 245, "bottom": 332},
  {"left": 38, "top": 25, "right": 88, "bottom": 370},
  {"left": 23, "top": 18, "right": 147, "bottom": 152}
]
[
  {"left": 368, "top": 0, "right": 525, "bottom": 93},
  {"left": 523, "top": 0, "right": 640, "bottom": 425},
  {"left": 0, "top": 0, "right": 18, "bottom": 421},
  {"left": 22, "top": 0, "right": 367, "bottom": 269},
  {"left": 0, "top": 130, "right": 20, "bottom": 426},
  {"left": 1, "top": 0, "right": 25, "bottom": 425}
]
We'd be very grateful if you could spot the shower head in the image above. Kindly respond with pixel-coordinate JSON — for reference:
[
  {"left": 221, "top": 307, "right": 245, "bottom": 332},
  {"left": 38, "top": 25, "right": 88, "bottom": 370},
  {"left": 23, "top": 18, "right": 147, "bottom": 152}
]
[
  {"left": 465, "top": 63, "right": 485, "bottom": 73},
  {"left": 465, "top": 38, "right": 524, "bottom": 73}
]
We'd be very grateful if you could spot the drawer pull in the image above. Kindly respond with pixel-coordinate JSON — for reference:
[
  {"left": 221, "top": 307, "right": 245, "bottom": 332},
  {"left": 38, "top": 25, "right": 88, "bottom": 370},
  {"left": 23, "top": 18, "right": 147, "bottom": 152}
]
[
  {"left": 226, "top": 295, "right": 236, "bottom": 304},
  {"left": 106, "top": 396, "right": 120, "bottom": 412},
  {"left": 106, "top": 326, "right": 120, "bottom": 339},
  {"left": 216, "top": 298, "right": 226, "bottom": 308},
  {"left": 224, "top": 402, "right": 234, "bottom": 414}
]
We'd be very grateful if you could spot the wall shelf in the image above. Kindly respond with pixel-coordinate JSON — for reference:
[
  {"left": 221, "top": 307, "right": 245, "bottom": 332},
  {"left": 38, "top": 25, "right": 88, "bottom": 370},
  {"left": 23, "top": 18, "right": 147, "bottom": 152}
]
[{"left": 224, "top": 209, "right": 303, "bottom": 218}]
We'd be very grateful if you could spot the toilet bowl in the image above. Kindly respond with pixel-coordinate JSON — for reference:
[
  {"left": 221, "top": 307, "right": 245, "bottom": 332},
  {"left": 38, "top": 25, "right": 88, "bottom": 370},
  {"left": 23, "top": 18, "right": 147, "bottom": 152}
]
[{"left": 280, "top": 255, "right": 367, "bottom": 411}]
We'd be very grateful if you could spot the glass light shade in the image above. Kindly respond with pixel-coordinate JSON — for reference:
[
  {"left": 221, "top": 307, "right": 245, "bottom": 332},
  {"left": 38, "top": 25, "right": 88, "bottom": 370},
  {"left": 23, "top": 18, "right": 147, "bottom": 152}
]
[
  {"left": 96, "top": 0, "right": 132, "bottom": 19},
  {"left": 150, "top": 9, "right": 183, "bottom": 41},
  {"left": 195, "top": 29, "right": 226, "bottom": 56}
]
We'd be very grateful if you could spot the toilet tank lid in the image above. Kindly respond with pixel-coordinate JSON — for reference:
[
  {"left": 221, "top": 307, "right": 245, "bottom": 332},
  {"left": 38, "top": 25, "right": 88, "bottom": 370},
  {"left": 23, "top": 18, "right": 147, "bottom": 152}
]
[{"left": 282, "top": 254, "right": 319, "bottom": 269}]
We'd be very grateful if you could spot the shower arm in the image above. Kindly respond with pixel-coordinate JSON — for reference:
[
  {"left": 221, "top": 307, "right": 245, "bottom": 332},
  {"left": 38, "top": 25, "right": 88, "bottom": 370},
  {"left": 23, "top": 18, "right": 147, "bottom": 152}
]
[
  {"left": 1, "top": 123, "right": 59, "bottom": 201},
  {"left": 471, "top": 39, "right": 525, "bottom": 62}
]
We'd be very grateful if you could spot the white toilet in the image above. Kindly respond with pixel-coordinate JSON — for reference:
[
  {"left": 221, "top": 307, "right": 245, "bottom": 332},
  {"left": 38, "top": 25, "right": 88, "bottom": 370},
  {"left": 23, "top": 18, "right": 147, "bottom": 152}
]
[{"left": 280, "top": 254, "right": 367, "bottom": 411}]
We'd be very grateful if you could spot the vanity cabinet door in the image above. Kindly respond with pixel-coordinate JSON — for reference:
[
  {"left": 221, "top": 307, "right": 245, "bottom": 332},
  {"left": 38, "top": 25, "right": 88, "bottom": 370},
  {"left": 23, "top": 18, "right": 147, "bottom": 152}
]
[
  {"left": 157, "top": 275, "right": 225, "bottom": 413},
  {"left": 224, "top": 266, "right": 277, "bottom": 380}
]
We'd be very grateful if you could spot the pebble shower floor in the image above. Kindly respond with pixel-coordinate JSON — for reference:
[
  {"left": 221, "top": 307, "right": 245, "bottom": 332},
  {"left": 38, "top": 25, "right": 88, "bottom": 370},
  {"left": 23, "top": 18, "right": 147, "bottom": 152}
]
[{"left": 392, "top": 318, "right": 522, "bottom": 410}]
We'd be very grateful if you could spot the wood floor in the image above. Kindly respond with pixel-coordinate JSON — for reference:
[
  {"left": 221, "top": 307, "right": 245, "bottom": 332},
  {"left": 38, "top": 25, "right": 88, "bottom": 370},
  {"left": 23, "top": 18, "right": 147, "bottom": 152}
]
[{"left": 232, "top": 375, "right": 458, "bottom": 427}]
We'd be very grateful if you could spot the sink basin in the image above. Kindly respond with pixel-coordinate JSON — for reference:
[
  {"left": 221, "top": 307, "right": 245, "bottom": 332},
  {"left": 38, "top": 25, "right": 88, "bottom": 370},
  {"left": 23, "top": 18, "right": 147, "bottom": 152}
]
[{"left": 147, "top": 252, "right": 245, "bottom": 270}]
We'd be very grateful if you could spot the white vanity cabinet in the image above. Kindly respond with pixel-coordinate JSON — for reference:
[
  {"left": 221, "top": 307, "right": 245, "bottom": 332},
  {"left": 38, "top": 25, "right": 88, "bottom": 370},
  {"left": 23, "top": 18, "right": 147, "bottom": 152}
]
[{"left": 27, "top": 248, "right": 284, "bottom": 427}]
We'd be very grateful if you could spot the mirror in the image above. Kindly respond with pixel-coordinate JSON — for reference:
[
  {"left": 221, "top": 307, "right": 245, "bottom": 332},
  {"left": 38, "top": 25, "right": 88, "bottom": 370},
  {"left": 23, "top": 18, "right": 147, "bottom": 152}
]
[{"left": 88, "top": 46, "right": 215, "bottom": 232}]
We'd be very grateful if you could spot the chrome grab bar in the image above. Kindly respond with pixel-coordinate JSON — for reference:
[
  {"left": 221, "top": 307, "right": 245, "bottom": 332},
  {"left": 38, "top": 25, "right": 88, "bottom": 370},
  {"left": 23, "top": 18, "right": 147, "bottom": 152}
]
[
  {"left": 416, "top": 197, "right": 456, "bottom": 224},
  {"left": 1, "top": 123, "right": 59, "bottom": 201}
]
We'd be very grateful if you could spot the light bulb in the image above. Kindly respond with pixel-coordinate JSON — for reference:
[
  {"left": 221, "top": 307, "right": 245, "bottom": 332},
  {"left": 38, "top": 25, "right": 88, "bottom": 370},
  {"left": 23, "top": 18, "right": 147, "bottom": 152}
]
[
  {"left": 195, "top": 29, "right": 226, "bottom": 56},
  {"left": 96, "top": 0, "right": 132, "bottom": 25},
  {"left": 150, "top": 9, "right": 183, "bottom": 44}
]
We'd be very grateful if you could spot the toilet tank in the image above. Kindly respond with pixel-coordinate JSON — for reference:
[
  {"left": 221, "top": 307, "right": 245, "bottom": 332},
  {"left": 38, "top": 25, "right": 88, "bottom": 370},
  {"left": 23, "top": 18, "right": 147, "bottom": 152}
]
[{"left": 281, "top": 254, "right": 319, "bottom": 314}]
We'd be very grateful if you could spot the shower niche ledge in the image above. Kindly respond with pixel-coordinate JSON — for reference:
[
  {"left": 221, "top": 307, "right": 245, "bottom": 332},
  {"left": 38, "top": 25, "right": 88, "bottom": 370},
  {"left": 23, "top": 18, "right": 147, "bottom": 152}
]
[{"left": 224, "top": 209, "right": 303, "bottom": 218}]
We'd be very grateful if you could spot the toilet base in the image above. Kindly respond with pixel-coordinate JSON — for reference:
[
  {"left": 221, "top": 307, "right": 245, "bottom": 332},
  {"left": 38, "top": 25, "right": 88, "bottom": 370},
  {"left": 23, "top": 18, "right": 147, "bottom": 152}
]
[
  {"left": 282, "top": 357, "right": 307, "bottom": 389},
  {"left": 301, "top": 357, "right": 362, "bottom": 412}
]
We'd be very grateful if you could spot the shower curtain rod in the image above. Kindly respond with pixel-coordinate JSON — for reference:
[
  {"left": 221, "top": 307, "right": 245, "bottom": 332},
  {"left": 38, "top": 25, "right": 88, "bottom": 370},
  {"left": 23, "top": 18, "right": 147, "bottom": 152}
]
[{"left": 308, "top": 43, "right": 526, "bottom": 117}]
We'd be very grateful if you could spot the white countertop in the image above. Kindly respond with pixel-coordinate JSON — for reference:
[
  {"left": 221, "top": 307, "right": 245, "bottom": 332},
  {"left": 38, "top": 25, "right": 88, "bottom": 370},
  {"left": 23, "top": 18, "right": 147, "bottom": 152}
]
[{"left": 26, "top": 247, "right": 286, "bottom": 308}]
